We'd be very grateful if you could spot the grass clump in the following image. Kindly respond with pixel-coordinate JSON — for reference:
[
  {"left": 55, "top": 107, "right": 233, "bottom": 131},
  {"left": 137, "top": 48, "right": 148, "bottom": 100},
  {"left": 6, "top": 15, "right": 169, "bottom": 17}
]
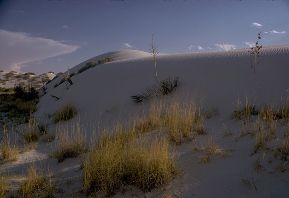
[
  {"left": 53, "top": 123, "right": 86, "bottom": 162},
  {"left": 19, "top": 166, "right": 54, "bottom": 198},
  {"left": 132, "top": 100, "right": 205, "bottom": 144},
  {"left": 0, "top": 143, "right": 19, "bottom": 162},
  {"left": 131, "top": 77, "right": 179, "bottom": 103},
  {"left": 83, "top": 127, "right": 176, "bottom": 196},
  {"left": 193, "top": 137, "right": 230, "bottom": 164},
  {"left": 233, "top": 105, "right": 258, "bottom": 120},
  {"left": 22, "top": 117, "right": 41, "bottom": 143},
  {"left": 0, "top": 178, "right": 8, "bottom": 198},
  {"left": 52, "top": 104, "right": 77, "bottom": 123}
]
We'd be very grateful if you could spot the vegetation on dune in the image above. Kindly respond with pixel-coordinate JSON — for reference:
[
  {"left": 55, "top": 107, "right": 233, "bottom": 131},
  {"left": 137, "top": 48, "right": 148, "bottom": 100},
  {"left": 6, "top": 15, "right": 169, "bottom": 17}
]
[
  {"left": 131, "top": 77, "right": 179, "bottom": 103},
  {"left": 19, "top": 166, "right": 55, "bottom": 198},
  {"left": 53, "top": 123, "right": 86, "bottom": 162},
  {"left": 83, "top": 125, "right": 176, "bottom": 196},
  {"left": 52, "top": 104, "right": 77, "bottom": 123}
]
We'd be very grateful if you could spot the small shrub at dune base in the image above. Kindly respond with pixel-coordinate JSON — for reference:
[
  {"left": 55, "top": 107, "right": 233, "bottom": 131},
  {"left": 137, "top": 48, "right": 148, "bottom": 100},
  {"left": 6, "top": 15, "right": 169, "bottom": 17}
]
[
  {"left": 53, "top": 123, "right": 86, "bottom": 162},
  {"left": 0, "top": 178, "right": 8, "bottom": 198},
  {"left": 19, "top": 166, "right": 54, "bottom": 198},
  {"left": 0, "top": 143, "right": 19, "bottom": 162},
  {"left": 233, "top": 104, "right": 259, "bottom": 120},
  {"left": 275, "top": 139, "right": 289, "bottom": 161},
  {"left": 83, "top": 128, "right": 176, "bottom": 196},
  {"left": 193, "top": 137, "right": 230, "bottom": 164},
  {"left": 132, "top": 100, "right": 205, "bottom": 144},
  {"left": 52, "top": 104, "right": 77, "bottom": 123},
  {"left": 22, "top": 117, "right": 40, "bottom": 143}
]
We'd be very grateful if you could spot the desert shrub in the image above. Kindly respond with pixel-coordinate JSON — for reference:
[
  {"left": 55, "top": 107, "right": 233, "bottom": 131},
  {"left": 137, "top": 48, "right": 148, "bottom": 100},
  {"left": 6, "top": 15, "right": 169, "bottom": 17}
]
[
  {"left": 78, "top": 61, "right": 97, "bottom": 74},
  {"left": 193, "top": 137, "right": 230, "bottom": 164},
  {"left": 131, "top": 100, "right": 205, "bottom": 144},
  {"left": 14, "top": 86, "right": 39, "bottom": 101},
  {"left": 0, "top": 143, "right": 19, "bottom": 162},
  {"left": 159, "top": 77, "right": 179, "bottom": 95},
  {"left": 22, "top": 117, "right": 41, "bottom": 143},
  {"left": 0, "top": 178, "right": 8, "bottom": 198},
  {"left": 131, "top": 77, "right": 179, "bottom": 103},
  {"left": 19, "top": 166, "right": 54, "bottom": 198},
  {"left": 52, "top": 104, "right": 77, "bottom": 123},
  {"left": 83, "top": 128, "right": 176, "bottom": 196},
  {"left": 53, "top": 123, "right": 86, "bottom": 162},
  {"left": 233, "top": 104, "right": 259, "bottom": 120},
  {"left": 98, "top": 57, "right": 113, "bottom": 64}
]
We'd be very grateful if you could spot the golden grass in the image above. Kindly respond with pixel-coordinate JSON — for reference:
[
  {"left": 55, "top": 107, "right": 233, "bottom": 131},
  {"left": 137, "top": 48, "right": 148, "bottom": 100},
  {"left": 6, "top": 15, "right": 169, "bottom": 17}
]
[
  {"left": 52, "top": 104, "right": 77, "bottom": 123},
  {"left": 22, "top": 117, "right": 40, "bottom": 143},
  {"left": 0, "top": 177, "right": 8, "bottom": 198},
  {"left": 53, "top": 123, "right": 86, "bottom": 162},
  {"left": 233, "top": 98, "right": 258, "bottom": 120},
  {"left": 193, "top": 137, "right": 230, "bottom": 164},
  {"left": 0, "top": 143, "right": 19, "bottom": 162},
  {"left": 132, "top": 100, "right": 205, "bottom": 144},
  {"left": 19, "top": 166, "right": 54, "bottom": 198},
  {"left": 83, "top": 126, "right": 176, "bottom": 196}
]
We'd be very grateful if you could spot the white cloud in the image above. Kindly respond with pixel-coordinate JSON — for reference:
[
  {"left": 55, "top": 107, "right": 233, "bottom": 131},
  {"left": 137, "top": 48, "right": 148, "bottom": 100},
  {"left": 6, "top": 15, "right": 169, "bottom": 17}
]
[
  {"left": 0, "top": 29, "right": 79, "bottom": 71},
  {"left": 251, "top": 22, "right": 263, "bottom": 28},
  {"left": 245, "top": 42, "right": 255, "bottom": 48},
  {"left": 269, "top": 30, "right": 286, "bottom": 34},
  {"left": 124, "top": 42, "right": 132, "bottom": 48},
  {"left": 214, "top": 43, "right": 236, "bottom": 51},
  {"left": 197, "top": 46, "right": 204, "bottom": 50},
  {"left": 188, "top": 44, "right": 194, "bottom": 51}
]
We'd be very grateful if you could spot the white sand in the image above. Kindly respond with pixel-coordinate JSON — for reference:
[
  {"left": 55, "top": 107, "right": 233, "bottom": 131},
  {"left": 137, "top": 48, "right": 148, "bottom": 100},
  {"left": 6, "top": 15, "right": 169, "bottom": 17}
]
[{"left": 1, "top": 45, "right": 289, "bottom": 197}]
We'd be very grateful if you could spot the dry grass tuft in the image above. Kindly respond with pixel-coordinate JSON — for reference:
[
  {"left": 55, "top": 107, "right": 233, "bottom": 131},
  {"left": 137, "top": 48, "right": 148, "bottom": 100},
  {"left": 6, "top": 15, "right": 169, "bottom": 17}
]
[
  {"left": 132, "top": 100, "right": 205, "bottom": 144},
  {"left": 233, "top": 102, "right": 258, "bottom": 121},
  {"left": 22, "top": 117, "right": 40, "bottom": 143},
  {"left": 52, "top": 104, "right": 77, "bottom": 123},
  {"left": 19, "top": 166, "right": 54, "bottom": 198},
  {"left": 53, "top": 123, "right": 86, "bottom": 162},
  {"left": 0, "top": 143, "right": 19, "bottom": 162},
  {"left": 0, "top": 177, "right": 8, "bottom": 197},
  {"left": 83, "top": 127, "right": 176, "bottom": 196},
  {"left": 193, "top": 137, "right": 230, "bottom": 164}
]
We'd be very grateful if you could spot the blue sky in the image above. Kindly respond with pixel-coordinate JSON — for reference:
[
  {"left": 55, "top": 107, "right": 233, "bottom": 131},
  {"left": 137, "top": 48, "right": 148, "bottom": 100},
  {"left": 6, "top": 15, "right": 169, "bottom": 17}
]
[{"left": 0, "top": 0, "right": 289, "bottom": 73}]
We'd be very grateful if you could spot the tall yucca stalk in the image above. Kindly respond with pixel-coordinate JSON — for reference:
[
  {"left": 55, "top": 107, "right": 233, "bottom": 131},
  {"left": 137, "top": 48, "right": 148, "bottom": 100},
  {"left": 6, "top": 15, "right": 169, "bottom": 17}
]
[{"left": 151, "top": 34, "right": 159, "bottom": 82}]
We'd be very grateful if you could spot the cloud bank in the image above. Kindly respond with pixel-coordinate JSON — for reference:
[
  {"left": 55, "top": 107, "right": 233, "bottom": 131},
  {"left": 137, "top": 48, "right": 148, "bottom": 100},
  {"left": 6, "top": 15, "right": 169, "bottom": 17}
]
[
  {"left": 0, "top": 29, "right": 79, "bottom": 71},
  {"left": 264, "top": 30, "right": 286, "bottom": 34}
]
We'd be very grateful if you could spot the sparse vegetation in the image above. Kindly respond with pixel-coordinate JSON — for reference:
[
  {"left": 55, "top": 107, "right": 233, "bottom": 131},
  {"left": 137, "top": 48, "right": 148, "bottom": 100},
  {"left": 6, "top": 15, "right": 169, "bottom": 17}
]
[
  {"left": 83, "top": 126, "right": 176, "bottom": 196},
  {"left": 0, "top": 143, "right": 19, "bottom": 162},
  {"left": 0, "top": 178, "right": 8, "bottom": 198},
  {"left": 78, "top": 61, "right": 97, "bottom": 74},
  {"left": 193, "top": 137, "right": 231, "bottom": 164},
  {"left": 53, "top": 123, "right": 86, "bottom": 162},
  {"left": 132, "top": 100, "right": 205, "bottom": 144},
  {"left": 98, "top": 57, "right": 113, "bottom": 65},
  {"left": 52, "top": 104, "right": 77, "bottom": 123},
  {"left": 233, "top": 104, "right": 258, "bottom": 120},
  {"left": 19, "top": 166, "right": 54, "bottom": 198},
  {"left": 131, "top": 77, "right": 179, "bottom": 103},
  {"left": 22, "top": 117, "right": 41, "bottom": 143}
]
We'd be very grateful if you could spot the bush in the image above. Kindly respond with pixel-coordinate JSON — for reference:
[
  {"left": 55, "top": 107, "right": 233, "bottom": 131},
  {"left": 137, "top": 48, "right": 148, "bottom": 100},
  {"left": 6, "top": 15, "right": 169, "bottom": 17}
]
[
  {"left": 53, "top": 123, "right": 86, "bottom": 162},
  {"left": 19, "top": 166, "right": 54, "bottom": 198},
  {"left": 22, "top": 117, "right": 41, "bottom": 143},
  {"left": 83, "top": 129, "right": 176, "bottom": 196},
  {"left": 78, "top": 61, "right": 97, "bottom": 74},
  {"left": 0, "top": 143, "right": 19, "bottom": 162},
  {"left": 131, "top": 77, "right": 179, "bottom": 103},
  {"left": 0, "top": 178, "right": 8, "bottom": 198},
  {"left": 52, "top": 104, "right": 77, "bottom": 123}
]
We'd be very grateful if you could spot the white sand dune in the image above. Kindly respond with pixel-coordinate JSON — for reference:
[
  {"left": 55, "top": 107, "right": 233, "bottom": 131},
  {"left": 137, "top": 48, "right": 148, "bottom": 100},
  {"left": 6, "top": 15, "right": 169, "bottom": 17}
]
[
  {"left": 37, "top": 45, "right": 289, "bottom": 128},
  {"left": 2, "top": 45, "right": 289, "bottom": 197}
]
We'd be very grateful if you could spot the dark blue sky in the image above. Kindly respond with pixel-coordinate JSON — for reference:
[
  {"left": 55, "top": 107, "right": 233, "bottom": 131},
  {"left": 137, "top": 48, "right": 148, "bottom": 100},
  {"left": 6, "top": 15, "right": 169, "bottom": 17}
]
[{"left": 0, "top": 0, "right": 288, "bottom": 73}]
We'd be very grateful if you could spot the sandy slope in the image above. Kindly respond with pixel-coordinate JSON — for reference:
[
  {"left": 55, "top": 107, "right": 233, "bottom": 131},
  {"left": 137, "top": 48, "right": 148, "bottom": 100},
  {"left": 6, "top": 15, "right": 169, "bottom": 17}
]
[{"left": 2, "top": 46, "right": 289, "bottom": 197}]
